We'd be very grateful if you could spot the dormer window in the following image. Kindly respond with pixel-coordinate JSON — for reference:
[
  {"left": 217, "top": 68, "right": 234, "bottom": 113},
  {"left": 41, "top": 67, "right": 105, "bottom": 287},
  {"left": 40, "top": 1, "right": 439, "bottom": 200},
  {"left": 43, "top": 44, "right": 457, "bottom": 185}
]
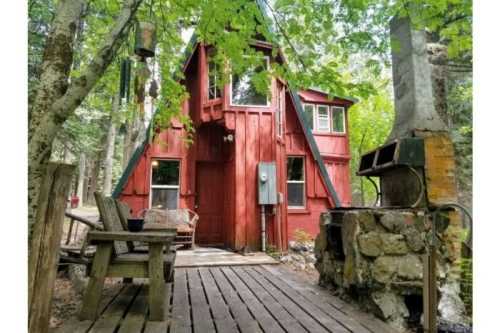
[
  {"left": 230, "top": 56, "right": 270, "bottom": 107},
  {"left": 208, "top": 58, "right": 221, "bottom": 100},
  {"left": 302, "top": 103, "right": 346, "bottom": 134}
]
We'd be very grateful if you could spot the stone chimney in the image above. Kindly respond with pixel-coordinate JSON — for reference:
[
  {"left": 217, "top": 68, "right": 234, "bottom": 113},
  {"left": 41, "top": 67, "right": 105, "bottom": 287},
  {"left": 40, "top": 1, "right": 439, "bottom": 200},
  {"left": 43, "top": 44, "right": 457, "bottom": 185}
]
[
  {"left": 379, "top": 17, "right": 458, "bottom": 207},
  {"left": 388, "top": 18, "right": 446, "bottom": 140}
]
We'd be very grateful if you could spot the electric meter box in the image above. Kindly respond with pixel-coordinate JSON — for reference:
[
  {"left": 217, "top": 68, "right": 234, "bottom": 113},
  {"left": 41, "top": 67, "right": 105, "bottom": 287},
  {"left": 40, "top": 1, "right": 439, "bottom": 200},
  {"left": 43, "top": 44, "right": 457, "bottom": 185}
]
[{"left": 257, "top": 162, "right": 277, "bottom": 205}]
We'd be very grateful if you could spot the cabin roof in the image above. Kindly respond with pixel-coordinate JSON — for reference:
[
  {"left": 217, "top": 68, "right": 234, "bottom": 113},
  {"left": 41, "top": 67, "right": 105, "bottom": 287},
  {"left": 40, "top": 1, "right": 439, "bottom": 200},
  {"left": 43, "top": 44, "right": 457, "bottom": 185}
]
[{"left": 113, "top": 4, "right": 351, "bottom": 207}]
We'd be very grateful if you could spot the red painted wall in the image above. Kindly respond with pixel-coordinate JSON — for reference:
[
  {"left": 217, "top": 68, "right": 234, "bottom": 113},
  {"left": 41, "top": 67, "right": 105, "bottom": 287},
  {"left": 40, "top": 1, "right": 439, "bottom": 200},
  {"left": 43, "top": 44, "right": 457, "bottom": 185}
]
[{"left": 117, "top": 43, "right": 353, "bottom": 250}]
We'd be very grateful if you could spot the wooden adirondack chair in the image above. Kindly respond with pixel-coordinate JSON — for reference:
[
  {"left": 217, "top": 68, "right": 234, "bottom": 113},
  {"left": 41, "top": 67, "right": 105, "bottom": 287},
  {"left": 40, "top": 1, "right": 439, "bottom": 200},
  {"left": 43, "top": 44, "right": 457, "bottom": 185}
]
[{"left": 78, "top": 193, "right": 177, "bottom": 321}]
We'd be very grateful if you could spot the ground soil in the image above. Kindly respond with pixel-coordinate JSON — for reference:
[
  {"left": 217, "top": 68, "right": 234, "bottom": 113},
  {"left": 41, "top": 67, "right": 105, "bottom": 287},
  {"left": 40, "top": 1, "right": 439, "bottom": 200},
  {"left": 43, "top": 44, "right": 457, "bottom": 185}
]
[{"left": 49, "top": 270, "right": 123, "bottom": 330}]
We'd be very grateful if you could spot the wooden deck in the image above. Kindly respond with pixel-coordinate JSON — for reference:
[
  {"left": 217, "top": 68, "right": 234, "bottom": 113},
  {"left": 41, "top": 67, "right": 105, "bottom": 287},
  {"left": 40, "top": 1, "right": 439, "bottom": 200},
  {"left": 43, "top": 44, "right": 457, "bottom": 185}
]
[{"left": 54, "top": 265, "right": 399, "bottom": 333}]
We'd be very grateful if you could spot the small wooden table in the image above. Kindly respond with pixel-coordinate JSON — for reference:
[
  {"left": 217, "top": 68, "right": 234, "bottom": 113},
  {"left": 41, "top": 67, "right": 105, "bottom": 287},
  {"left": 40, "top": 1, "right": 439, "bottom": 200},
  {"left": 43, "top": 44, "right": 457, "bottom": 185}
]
[{"left": 80, "top": 230, "right": 176, "bottom": 321}]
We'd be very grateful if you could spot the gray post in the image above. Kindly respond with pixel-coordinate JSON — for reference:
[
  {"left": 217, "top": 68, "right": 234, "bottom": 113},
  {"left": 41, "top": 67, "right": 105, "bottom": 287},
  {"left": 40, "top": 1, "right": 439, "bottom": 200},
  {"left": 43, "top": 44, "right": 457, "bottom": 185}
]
[{"left": 388, "top": 17, "right": 445, "bottom": 140}]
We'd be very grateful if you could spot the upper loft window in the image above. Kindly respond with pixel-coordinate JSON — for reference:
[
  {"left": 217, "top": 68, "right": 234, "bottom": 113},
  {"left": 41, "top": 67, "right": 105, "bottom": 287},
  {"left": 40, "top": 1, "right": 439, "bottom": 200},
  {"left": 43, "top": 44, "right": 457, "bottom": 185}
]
[
  {"left": 230, "top": 56, "right": 270, "bottom": 107},
  {"left": 208, "top": 58, "right": 221, "bottom": 100},
  {"left": 150, "top": 160, "right": 180, "bottom": 209},
  {"left": 331, "top": 106, "right": 346, "bottom": 133},
  {"left": 303, "top": 103, "right": 346, "bottom": 134}
]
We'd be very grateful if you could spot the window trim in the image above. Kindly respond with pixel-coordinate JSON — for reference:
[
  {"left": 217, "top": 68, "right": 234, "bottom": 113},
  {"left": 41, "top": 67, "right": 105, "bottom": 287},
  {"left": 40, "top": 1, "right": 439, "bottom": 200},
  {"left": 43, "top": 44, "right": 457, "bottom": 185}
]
[
  {"left": 229, "top": 56, "right": 271, "bottom": 108},
  {"left": 331, "top": 105, "right": 346, "bottom": 134},
  {"left": 149, "top": 159, "right": 181, "bottom": 209},
  {"left": 286, "top": 156, "right": 306, "bottom": 209},
  {"left": 276, "top": 86, "right": 284, "bottom": 137}
]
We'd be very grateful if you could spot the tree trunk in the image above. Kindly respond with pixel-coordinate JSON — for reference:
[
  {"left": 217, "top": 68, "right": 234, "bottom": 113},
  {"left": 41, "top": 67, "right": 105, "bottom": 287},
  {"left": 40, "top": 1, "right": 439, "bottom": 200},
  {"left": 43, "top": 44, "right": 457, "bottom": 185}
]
[
  {"left": 28, "top": 0, "right": 143, "bottom": 235},
  {"left": 88, "top": 153, "right": 102, "bottom": 206},
  {"left": 122, "top": 109, "right": 145, "bottom": 169},
  {"left": 28, "top": 163, "right": 75, "bottom": 333},
  {"left": 77, "top": 152, "right": 86, "bottom": 207},
  {"left": 103, "top": 95, "right": 119, "bottom": 195}
]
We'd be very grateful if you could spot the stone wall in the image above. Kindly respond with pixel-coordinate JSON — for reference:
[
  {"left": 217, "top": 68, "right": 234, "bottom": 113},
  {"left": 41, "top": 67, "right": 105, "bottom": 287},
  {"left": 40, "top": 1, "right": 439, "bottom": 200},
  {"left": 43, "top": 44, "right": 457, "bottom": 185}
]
[{"left": 315, "top": 209, "right": 466, "bottom": 330}]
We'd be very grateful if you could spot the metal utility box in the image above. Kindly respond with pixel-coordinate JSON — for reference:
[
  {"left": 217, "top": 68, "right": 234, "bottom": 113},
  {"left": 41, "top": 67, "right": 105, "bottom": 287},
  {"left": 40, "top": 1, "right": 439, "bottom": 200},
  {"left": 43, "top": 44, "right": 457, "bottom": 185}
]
[{"left": 257, "top": 162, "right": 277, "bottom": 205}]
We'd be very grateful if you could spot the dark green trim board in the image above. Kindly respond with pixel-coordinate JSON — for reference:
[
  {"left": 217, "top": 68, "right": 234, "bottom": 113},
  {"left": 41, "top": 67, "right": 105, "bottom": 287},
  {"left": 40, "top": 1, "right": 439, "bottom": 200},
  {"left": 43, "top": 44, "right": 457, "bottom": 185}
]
[{"left": 289, "top": 90, "right": 342, "bottom": 207}]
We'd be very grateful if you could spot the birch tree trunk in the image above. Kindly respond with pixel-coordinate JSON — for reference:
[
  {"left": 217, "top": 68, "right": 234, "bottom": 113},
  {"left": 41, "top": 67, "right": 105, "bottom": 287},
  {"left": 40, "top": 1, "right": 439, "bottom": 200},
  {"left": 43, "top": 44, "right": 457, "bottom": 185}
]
[
  {"left": 103, "top": 95, "right": 119, "bottom": 195},
  {"left": 77, "top": 152, "right": 86, "bottom": 207},
  {"left": 28, "top": 0, "right": 143, "bottom": 234}
]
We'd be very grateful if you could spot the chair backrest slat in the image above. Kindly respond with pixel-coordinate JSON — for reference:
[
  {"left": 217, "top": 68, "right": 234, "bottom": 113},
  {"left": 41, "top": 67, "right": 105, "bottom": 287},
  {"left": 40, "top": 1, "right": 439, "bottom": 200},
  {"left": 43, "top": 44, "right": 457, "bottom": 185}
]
[
  {"left": 94, "top": 192, "right": 129, "bottom": 255},
  {"left": 114, "top": 199, "right": 135, "bottom": 252}
]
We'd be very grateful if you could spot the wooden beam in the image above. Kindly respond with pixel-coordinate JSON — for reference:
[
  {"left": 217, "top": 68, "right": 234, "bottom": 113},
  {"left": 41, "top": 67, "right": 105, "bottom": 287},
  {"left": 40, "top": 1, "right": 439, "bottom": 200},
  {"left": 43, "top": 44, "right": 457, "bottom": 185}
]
[{"left": 28, "top": 163, "right": 75, "bottom": 333}]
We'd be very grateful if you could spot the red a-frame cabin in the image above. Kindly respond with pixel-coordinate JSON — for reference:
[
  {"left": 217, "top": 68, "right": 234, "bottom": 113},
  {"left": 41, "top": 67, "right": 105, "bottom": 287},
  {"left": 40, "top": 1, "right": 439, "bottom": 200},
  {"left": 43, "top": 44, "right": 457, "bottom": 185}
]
[{"left": 113, "top": 38, "right": 354, "bottom": 252}]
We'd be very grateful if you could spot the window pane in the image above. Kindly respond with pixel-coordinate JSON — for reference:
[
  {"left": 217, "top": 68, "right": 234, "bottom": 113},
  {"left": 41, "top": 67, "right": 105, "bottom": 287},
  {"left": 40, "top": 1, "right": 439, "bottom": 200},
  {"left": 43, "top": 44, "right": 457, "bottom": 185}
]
[
  {"left": 208, "top": 60, "right": 221, "bottom": 99},
  {"left": 231, "top": 61, "right": 268, "bottom": 106},
  {"left": 316, "top": 105, "right": 330, "bottom": 131},
  {"left": 152, "top": 160, "right": 179, "bottom": 185},
  {"left": 287, "top": 157, "right": 304, "bottom": 181},
  {"left": 303, "top": 104, "right": 314, "bottom": 130},
  {"left": 332, "top": 107, "right": 345, "bottom": 133},
  {"left": 287, "top": 183, "right": 304, "bottom": 206},
  {"left": 151, "top": 188, "right": 178, "bottom": 209}
]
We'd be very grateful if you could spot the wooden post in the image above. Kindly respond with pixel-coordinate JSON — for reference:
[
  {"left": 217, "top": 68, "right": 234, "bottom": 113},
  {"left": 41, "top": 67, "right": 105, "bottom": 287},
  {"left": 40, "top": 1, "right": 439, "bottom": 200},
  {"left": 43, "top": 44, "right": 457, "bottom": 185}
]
[
  {"left": 28, "top": 163, "right": 75, "bottom": 333},
  {"left": 148, "top": 243, "right": 166, "bottom": 321},
  {"left": 423, "top": 249, "right": 438, "bottom": 333}
]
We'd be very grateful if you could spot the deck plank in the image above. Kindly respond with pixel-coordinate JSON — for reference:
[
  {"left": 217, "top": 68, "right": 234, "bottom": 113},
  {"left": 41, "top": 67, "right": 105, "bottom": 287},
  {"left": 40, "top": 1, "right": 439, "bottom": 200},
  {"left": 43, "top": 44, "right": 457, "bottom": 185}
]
[
  {"left": 260, "top": 265, "right": 373, "bottom": 333},
  {"left": 170, "top": 269, "right": 191, "bottom": 333},
  {"left": 240, "top": 267, "right": 330, "bottom": 333},
  {"left": 231, "top": 267, "right": 307, "bottom": 333},
  {"left": 261, "top": 265, "right": 399, "bottom": 333},
  {"left": 187, "top": 268, "right": 216, "bottom": 333},
  {"left": 198, "top": 267, "right": 239, "bottom": 333},
  {"left": 221, "top": 267, "right": 285, "bottom": 333},
  {"left": 117, "top": 286, "right": 148, "bottom": 333},
  {"left": 210, "top": 267, "right": 261, "bottom": 333},
  {"left": 88, "top": 284, "right": 141, "bottom": 333},
  {"left": 249, "top": 266, "right": 350, "bottom": 333}
]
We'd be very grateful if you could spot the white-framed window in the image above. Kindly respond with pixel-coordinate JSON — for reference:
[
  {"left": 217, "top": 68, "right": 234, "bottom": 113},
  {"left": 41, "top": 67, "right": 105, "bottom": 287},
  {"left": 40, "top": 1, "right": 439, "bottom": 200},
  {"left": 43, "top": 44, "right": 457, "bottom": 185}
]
[
  {"left": 208, "top": 58, "right": 221, "bottom": 100},
  {"left": 150, "top": 159, "right": 180, "bottom": 209},
  {"left": 316, "top": 105, "right": 331, "bottom": 132},
  {"left": 276, "top": 87, "right": 285, "bottom": 137},
  {"left": 230, "top": 56, "right": 270, "bottom": 107},
  {"left": 287, "top": 156, "right": 305, "bottom": 208},
  {"left": 302, "top": 103, "right": 346, "bottom": 134},
  {"left": 331, "top": 106, "right": 346, "bottom": 133}
]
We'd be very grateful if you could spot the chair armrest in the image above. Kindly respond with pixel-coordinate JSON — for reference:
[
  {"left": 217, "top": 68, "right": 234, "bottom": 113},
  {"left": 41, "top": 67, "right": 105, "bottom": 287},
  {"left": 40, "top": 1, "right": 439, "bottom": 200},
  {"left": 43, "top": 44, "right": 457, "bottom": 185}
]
[
  {"left": 185, "top": 209, "right": 199, "bottom": 227},
  {"left": 65, "top": 212, "right": 104, "bottom": 231},
  {"left": 87, "top": 231, "right": 177, "bottom": 244}
]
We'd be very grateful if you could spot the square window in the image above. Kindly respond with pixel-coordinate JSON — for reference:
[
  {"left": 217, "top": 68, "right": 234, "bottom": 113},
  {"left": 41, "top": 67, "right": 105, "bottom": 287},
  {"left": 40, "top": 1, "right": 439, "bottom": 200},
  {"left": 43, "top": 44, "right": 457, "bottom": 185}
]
[
  {"left": 151, "top": 188, "right": 178, "bottom": 209},
  {"left": 331, "top": 106, "right": 345, "bottom": 133},
  {"left": 152, "top": 160, "right": 179, "bottom": 185}
]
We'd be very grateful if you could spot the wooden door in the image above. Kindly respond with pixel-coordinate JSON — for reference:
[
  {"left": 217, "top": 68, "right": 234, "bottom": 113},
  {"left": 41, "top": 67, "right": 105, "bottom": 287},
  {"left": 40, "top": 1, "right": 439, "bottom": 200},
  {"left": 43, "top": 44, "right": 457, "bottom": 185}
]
[{"left": 195, "top": 161, "right": 224, "bottom": 245}]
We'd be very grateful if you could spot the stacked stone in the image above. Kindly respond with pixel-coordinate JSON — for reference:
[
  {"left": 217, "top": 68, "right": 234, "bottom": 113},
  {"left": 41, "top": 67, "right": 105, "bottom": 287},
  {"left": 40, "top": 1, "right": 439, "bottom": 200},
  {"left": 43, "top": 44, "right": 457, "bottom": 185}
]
[{"left": 315, "top": 209, "right": 464, "bottom": 330}]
